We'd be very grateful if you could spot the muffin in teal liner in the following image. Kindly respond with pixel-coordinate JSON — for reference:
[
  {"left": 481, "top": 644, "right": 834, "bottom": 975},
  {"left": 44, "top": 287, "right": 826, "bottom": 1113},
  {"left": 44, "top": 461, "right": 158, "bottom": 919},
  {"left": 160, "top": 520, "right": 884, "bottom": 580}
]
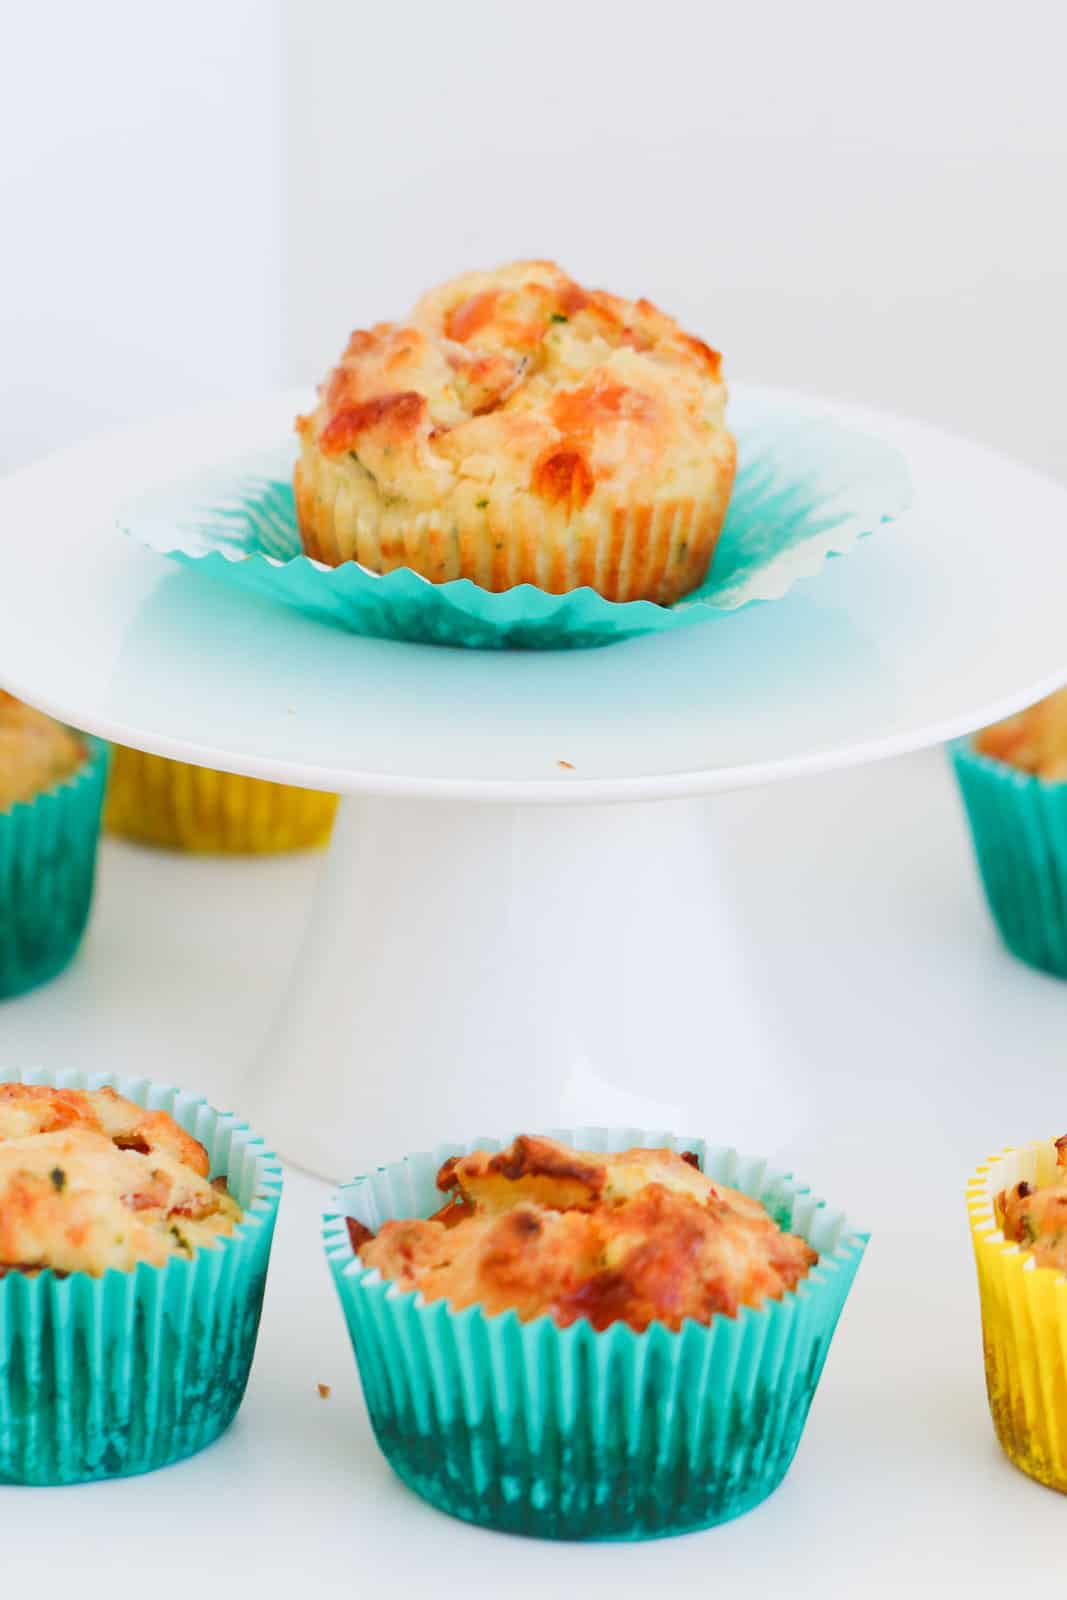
[
  {"left": 0, "top": 724, "right": 110, "bottom": 1001},
  {"left": 324, "top": 1127, "right": 866, "bottom": 1540},
  {"left": 951, "top": 727, "right": 1067, "bottom": 978},
  {"left": 0, "top": 1067, "right": 282, "bottom": 1485},
  {"left": 119, "top": 408, "right": 912, "bottom": 651}
]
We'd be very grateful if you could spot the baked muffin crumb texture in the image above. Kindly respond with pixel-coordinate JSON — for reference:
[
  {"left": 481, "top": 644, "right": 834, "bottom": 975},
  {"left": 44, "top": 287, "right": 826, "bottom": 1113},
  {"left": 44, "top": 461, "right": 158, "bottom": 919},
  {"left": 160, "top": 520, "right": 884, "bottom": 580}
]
[
  {"left": 996, "top": 1136, "right": 1067, "bottom": 1271},
  {"left": 0, "top": 1083, "right": 241, "bottom": 1277},
  {"left": 975, "top": 687, "right": 1067, "bottom": 781},
  {"left": 0, "top": 692, "right": 86, "bottom": 812},
  {"left": 295, "top": 260, "right": 736, "bottom": 604},
  {"left": 354, "top": 1133, "right": 816, "bottom": 1332}
]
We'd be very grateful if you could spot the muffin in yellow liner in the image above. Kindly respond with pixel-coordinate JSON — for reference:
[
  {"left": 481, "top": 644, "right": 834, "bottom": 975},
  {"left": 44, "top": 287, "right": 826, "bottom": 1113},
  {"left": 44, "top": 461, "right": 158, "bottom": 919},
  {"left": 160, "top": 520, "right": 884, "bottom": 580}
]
[
  {"left": 968, "top": 1137, "right": 1067, "bottom": 1490},
  {"left": 105, "top": 747, "right": 337, "bottom": 854},
  {"left": 295, "top": 259, "right": 736, "bottom": 606}
]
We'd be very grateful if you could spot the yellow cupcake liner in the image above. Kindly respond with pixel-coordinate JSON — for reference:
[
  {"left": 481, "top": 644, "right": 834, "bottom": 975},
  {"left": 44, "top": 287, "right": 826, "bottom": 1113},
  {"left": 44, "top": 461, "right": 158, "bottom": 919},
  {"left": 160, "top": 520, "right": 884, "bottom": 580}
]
[
  {"left": 105, "top": 747, "right": 337, "bottom": 854},
  {"left": 968, "top": 1140, "right": 1067, "bottom": 1491}
]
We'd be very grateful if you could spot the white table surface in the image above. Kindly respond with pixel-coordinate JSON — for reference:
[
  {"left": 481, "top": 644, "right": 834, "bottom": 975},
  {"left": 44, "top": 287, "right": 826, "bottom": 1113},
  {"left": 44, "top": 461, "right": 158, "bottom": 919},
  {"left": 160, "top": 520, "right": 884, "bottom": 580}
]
[{"left": 2, "top": 746, "right": 1065, "bottom": 1596}]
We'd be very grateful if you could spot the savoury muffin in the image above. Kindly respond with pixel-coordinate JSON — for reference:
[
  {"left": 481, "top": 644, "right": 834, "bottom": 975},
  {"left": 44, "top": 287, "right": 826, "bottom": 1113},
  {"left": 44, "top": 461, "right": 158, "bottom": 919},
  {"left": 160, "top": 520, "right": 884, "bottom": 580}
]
[
  {"left": 0, "top": 1070, "right": 282, "bottom": 1486},
  {"left": 105, "top": 745, "right": 337, "bottom": 853},
  {"left": 973, "top": 687, "right": 1067, "bottom": 780},
  {"left": 969, "top": 1134, "right": 1067, "bottom": 1493},
  {"left": 0, "top": 1082, "right": 240, "bottom": 1275},
  {"left": 355, "top": 1134, "right": 816, "bottom": 1331},
  {"left": 326, "top": 1127, "right": 865, "bottom": 1540},
  {"left": 0, "top": 691, "right": 86, "bottom": 810},
  {"left": 951, "top": 686, "right": 1067, "bottom": 978},
  {"left": 0, "top": 694, "right": 109, "bottom": 1000},
  {"left": 295, "top": 260, "right": 736, "bottom": 605}
]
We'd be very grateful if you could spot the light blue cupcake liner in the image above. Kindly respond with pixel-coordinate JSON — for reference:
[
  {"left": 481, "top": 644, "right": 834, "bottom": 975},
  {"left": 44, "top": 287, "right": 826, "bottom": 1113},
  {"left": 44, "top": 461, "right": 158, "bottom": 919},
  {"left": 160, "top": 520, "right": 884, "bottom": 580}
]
[
  {"left": 324, "top": 1126, "right": 867, "bottom": 1540},
  {"left": 120, "top": 404, "right": 911, "bottom": 650},
  {"left": 0, "top": 737, "right": 110, "bottom": 1000},
  {"left": 0, "top": 1066, "right": 282, "bottom": 1485},
  {"left": 951, "top": 737, "right": 1067, "bottom": 978}
]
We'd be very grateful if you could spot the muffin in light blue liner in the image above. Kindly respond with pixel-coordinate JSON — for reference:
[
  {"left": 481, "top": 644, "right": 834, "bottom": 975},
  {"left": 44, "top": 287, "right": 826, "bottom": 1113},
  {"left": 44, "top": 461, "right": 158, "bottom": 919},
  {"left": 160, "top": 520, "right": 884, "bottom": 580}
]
[
  {"left": 950, "top": 736, "right": 1067, "bottom": 978},
  {"left": 119, "top": 399, "right": 911, "bottom": 650},
  {"left": 0, "top": 1066, "right": 282, "bottom": 1485},
  {"left": 324, "top": 1127, "right": 867, "bottom": 1540},
  {"left": 0, "top": 735, "right": 109, "bottom": 1000}
]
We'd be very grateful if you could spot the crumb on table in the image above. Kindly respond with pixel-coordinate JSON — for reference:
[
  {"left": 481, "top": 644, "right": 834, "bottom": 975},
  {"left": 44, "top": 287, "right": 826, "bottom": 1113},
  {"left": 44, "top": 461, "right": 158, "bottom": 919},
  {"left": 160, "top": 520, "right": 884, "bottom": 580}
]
[
  {"left": 557, "top": 759, "right": 575, "bottom": 770},
  {"left": 317, "top": 1383, "right": 331, "bottom": 1400}
]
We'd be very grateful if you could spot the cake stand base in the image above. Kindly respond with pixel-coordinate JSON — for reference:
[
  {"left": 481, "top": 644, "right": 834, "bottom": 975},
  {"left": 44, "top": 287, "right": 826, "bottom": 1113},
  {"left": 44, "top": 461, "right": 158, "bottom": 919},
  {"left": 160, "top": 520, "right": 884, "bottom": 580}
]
[{"left": 247, "top": 794, "right": 800, "bottom": 1179}]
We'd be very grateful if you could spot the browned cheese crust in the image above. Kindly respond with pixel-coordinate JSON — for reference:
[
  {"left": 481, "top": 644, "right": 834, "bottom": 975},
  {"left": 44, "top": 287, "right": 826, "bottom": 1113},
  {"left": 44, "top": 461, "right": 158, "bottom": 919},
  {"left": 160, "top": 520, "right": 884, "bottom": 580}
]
[
  {"left": 0, "top": 1084, "right": 241, "bottom": 1276},
  {"left": 996, "top": 1135, "right": 1067, "bottom": 1270},
  {"left": 356, "top": 1134, "right": 816, "bottom": 1333},
  {"left": 975, "top": 687, "right": 1067, "bottom": 781},
  {"left": 295, "top": 260, "right": 736, "bottom": 604},
  {"left": 0, "top": 692, "right": 86, "bottom": 812}
]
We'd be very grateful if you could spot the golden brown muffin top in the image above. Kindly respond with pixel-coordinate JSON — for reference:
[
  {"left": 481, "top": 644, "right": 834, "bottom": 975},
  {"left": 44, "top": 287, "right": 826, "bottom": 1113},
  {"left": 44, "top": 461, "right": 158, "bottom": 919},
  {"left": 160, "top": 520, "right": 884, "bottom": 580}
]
[
  {"left": 974, "top": 687, "right": 1067, "bottom": 781},
  {"left": 354, "top": 1134, "right": 817, "bottom": 1332},
  {"left": 996, "top": 1136, "right": 1067, "bottom": 1271},
  {"left": 0, "top": 691, "right": 86, "bottom": 812},
  {"left": 0, "top": 1084, "right": 241, "bottom": 1277},
  {"left": 297, "top": 259, "right": 732, "bottom": 513}
]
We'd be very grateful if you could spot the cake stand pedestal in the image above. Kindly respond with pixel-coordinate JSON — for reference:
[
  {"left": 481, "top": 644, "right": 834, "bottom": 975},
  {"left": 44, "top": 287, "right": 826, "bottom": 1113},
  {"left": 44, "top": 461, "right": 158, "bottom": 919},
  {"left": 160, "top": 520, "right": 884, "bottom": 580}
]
[
  {"left": 255, "top": 794, "right": 788, "bottom": 1174},
  {"left": 2, "top": 385, "right": 1065, "bottom": 1178}
]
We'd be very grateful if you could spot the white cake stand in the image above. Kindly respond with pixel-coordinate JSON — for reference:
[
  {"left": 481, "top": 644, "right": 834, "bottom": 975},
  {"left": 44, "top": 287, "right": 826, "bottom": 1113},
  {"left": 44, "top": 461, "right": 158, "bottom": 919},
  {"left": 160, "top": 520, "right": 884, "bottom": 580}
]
[{"left": 2, "top": 385, "right": 1065, "bottom": 1178}]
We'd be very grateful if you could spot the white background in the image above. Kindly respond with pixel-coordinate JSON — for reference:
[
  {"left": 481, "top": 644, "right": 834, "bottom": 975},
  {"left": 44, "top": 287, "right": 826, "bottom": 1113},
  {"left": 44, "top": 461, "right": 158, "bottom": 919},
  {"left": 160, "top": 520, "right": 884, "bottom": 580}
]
[
  {"left": 2, "top": 0, "right": 1066, "bottom": 481},
  {"left": 0, "top": 0, "right": 282, "bottom": 472}
]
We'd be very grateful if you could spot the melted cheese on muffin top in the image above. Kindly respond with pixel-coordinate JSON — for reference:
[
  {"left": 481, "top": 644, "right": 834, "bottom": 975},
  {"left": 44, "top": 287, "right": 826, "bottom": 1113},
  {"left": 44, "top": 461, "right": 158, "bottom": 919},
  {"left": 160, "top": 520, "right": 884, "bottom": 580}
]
[
  {"left": 996, "top": 1136, "right": 1067, "bottom": 1271},
  {"left": 355, "top": 1134, "right": 816, "bottom": 1333},
  {"left": 298, "top": 259, "right": 733, "bottom": 517},
  {"left": 0, "top": 1084, "right": 241, "bottom": 1276}
]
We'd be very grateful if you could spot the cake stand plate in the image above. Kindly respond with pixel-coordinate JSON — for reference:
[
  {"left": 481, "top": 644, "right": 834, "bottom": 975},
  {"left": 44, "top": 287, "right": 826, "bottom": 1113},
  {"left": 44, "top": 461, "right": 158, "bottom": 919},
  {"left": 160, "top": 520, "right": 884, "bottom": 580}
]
[{"left": 1, "top": 385, "right": 1065, "bottom": 1177}]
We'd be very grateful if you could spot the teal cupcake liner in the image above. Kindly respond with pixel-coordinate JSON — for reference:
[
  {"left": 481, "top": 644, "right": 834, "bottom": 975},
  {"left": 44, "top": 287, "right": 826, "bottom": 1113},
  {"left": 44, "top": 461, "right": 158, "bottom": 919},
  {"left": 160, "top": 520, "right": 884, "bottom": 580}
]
[
  {"left": 324, "top": 1126, "right": 866, "bottom": 1540},
  {"left": 0, "top": 1066, "right": 282, "bottom": 1485},
  {"left": 0, "top": 736, "right": 109, "bottom": 1000},
  {"left": 950, "top": 737, "right": 1067, "bottom": 978},
  {"left": 119, "top": 399, "right": 911, "bottom": 650}
]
